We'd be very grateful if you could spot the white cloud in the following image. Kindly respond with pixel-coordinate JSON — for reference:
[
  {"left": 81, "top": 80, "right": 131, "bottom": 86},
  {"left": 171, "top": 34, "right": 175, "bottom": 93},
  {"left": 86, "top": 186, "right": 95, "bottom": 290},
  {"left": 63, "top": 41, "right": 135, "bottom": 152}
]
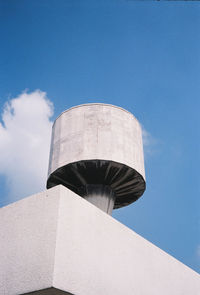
[
  {"left": 142, "top": 127, "right": 152, "bottom": 147},
  {"left": 0, "top": 90, "right": 53, "bottom": 202},
  {"left": 142, "top": 126, "right": 157, "bottom": 157}
]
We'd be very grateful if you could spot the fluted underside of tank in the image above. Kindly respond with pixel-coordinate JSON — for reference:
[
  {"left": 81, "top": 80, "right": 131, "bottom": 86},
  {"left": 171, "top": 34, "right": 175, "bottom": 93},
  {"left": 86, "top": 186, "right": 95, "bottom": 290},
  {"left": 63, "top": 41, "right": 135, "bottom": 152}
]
[{"left": 47, "top": 159, "right": 146, "bottom": 209}]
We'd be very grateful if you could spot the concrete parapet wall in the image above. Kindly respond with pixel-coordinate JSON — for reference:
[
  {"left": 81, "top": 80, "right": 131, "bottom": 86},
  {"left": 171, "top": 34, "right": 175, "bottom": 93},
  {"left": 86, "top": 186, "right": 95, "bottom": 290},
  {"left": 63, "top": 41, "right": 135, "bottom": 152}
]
[{"left": 0, "top": 185, "right": 200, "bottom": 294}]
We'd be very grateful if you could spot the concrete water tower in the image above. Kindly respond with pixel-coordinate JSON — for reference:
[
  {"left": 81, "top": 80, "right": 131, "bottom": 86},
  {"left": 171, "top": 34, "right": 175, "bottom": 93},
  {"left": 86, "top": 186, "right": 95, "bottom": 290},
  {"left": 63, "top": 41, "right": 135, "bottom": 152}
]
[
  {"left": 1, "top": 103, "right": 200, "bottom": 295},
  {"left": 47, "top": 103, "right": 146, "bottom": 214}
]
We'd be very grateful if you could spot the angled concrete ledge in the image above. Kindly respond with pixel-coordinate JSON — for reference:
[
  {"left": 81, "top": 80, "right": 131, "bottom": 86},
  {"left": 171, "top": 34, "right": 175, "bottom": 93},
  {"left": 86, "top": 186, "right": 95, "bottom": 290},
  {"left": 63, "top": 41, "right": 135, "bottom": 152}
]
[{"left": 1, "top": 185, "right": 200, "bottom": 295}]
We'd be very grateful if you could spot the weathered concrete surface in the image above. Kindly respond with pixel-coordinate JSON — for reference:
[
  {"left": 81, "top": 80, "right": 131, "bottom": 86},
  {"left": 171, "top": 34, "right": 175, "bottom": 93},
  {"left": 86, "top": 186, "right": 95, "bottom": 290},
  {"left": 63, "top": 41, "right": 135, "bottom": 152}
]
[
  {"left": 1, "top": 185, "right": 200, "bottom": 295},
  {"left": 48, "top": 104, "right": 145, "bottom": 179},
  {"left": 0, "top": 186, "right": 60, "bottom": 295}
]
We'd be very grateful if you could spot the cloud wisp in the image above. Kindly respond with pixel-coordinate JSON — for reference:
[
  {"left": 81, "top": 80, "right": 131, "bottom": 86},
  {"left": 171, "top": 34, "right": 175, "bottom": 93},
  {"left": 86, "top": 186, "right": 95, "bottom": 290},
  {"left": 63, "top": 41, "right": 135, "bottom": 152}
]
[
  {"left": 197, "top": 245, "right": 200, "bottom": 259},
  {"left": 142, "top": 126, "right": 157, "bottom": 158},
  {"left": 0, "top": 90, "right": 53, "bottom": 203}
]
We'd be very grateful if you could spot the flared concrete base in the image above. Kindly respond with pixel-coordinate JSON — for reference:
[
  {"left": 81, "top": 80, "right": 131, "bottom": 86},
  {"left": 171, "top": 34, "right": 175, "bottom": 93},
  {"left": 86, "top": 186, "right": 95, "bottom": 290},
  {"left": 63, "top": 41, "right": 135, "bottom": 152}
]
[{"left": 1, "top": 185, "right": 200, "bottom": 295}]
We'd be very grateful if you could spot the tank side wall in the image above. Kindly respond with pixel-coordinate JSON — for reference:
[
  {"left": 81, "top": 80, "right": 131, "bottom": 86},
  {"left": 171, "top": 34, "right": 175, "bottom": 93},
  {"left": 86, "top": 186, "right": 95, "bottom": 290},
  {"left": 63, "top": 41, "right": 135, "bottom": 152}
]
[{"left": 48, "top": 105, "right": 145, "bottom": 179}]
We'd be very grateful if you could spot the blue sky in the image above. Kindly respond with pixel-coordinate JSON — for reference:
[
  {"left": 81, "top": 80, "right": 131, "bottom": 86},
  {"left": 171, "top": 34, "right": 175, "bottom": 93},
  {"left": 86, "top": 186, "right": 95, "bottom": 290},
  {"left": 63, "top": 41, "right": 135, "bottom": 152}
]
[{"left": 0, "top": 0, "right": 200, "bottom": 273}]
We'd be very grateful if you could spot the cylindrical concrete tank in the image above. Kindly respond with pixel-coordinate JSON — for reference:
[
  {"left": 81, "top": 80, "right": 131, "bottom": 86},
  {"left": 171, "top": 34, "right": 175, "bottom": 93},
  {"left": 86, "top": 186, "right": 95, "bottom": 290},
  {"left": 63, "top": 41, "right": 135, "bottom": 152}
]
[{"left": 47, "top": 104, "right": 145, "bottom": 214}]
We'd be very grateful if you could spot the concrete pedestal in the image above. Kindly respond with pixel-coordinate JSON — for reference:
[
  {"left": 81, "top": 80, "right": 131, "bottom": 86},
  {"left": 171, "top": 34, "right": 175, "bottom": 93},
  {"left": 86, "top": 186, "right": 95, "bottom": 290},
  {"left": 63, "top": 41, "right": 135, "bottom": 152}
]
[{"left": 1, "top": 185, "right": 200, "bottom": 295}]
